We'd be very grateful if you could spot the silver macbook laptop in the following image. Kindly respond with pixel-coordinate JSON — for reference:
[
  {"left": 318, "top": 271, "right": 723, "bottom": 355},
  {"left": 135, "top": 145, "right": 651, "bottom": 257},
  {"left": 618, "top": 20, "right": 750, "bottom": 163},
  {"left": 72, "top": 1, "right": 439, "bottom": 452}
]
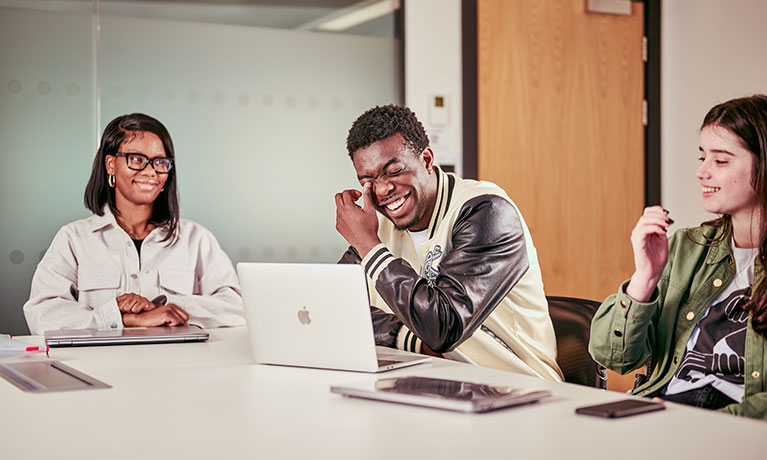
[
  {"left": 236, "top": 263, "right": 430, "bottom": 372},
  {"left": 44, "top": 325, "right": 209, "bottom": 347}
]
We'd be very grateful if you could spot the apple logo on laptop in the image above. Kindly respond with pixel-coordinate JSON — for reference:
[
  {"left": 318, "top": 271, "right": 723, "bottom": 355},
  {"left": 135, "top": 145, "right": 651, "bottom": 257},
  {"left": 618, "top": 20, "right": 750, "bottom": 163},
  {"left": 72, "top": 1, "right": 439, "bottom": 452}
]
[{"left": 297, "top": 307, "right": 311, "bottom": 325}]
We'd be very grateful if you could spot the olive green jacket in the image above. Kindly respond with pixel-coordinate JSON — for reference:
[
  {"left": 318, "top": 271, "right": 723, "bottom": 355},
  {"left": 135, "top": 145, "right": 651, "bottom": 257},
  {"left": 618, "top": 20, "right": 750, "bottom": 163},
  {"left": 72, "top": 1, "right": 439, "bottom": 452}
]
[{"left": 589, "top": 224, "right": 767, "bottom": 420}]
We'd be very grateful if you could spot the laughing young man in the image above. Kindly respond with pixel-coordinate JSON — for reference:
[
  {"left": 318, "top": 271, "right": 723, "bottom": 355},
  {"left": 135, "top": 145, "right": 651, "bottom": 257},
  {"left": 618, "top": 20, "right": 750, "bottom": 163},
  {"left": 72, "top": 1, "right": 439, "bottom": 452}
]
[{"left": 335, "top": 105, "right": 563, "bottom": 380}]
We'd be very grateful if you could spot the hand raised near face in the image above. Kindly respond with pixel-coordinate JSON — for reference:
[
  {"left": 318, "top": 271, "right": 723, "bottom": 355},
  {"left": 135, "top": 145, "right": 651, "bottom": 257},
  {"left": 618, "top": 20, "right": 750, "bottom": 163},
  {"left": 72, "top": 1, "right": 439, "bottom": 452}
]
[
  {"left": 335, "top": 183, "right": 382, "bottom": 258},
  {"left": 626, "top": 206, "right": 673, "bottom": 302},
  {"left": 122, "top": 303, "right": 190, "bottom": 327},
  {"left": 117, "top": 293, "right": 158, "bottom": 314}
]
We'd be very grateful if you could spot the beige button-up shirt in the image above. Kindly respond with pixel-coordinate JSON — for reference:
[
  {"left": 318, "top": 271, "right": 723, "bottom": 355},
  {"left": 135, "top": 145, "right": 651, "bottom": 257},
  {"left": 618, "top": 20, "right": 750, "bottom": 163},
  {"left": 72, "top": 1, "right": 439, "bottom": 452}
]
[{"left": 23, "top": 209, "right": 245, "bottom": 334}]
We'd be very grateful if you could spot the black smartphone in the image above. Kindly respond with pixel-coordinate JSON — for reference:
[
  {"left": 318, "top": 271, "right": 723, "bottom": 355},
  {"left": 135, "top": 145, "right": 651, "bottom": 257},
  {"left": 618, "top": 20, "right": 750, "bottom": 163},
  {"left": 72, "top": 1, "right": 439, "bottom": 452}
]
[{"left": 575, "top": 399, "right": 665, "bottom": 418}]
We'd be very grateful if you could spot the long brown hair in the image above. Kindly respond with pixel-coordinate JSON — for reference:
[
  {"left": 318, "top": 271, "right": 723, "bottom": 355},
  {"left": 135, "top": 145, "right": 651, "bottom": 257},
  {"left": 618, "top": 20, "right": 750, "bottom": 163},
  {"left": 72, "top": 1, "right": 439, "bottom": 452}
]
[{"left": 699, "top": 95, "right": 767, "bottom": 338}]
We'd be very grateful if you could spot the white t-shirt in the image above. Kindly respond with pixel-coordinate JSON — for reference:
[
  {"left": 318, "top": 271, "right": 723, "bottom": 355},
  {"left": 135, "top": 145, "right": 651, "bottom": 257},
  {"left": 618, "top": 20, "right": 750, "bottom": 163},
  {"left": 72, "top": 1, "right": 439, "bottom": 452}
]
[
  {"left": 665, "top": 238, "right": 757, "bottom": 402},
  {"left": 408, "top": 228, "right": 429, "bottom": 249}
]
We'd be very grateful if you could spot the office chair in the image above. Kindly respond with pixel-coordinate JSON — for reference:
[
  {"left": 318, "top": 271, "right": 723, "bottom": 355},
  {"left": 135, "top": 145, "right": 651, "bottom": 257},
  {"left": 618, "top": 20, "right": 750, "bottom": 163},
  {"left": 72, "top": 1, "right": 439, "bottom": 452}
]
[{"left": 546, "top": 296, "right": 607, "bottom": 389}]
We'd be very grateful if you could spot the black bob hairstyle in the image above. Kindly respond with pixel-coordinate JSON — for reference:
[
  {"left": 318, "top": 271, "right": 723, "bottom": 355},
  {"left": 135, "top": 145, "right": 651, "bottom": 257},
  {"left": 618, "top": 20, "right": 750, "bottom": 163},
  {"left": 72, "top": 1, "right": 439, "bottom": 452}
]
[{"left": 84, "top": 113, "right": 179, "bottom": 242}]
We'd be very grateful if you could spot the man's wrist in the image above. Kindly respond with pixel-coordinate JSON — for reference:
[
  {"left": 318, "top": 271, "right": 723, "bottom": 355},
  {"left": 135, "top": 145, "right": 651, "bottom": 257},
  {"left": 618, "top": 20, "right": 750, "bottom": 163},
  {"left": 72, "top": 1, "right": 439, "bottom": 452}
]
[
  {"left": 421, "top": 342, "right": 442, "bottom": 357},
  {"left": 353, "top": 238, "right": 382, "bottom": 260}
]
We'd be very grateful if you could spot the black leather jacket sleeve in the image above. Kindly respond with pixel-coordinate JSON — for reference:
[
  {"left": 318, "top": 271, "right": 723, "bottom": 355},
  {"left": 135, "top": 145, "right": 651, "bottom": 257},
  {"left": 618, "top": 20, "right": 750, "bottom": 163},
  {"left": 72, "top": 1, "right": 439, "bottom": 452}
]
[
  {"left": 338, "top": 247, "right": 402, "bottom": 348},
  {"left": 377, "top": 195, "right": 528, "bottom": 353},
  {"left": 343, "top": 195, "right": 530, "bottom": 353}
]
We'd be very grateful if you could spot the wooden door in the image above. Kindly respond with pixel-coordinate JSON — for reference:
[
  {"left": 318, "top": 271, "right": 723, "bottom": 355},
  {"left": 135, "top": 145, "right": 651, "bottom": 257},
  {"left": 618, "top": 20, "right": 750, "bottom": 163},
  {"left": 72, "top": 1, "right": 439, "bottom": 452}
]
[{"left": 478, "top": 0, "right": 645, "bottom": 391}]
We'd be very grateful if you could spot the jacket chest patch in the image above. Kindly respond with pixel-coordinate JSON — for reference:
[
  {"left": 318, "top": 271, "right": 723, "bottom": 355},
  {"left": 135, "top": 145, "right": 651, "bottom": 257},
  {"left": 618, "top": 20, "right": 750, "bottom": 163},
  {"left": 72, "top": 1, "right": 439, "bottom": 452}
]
[{"left": 420, "top": 245, "right": 443, "bottom": 285}]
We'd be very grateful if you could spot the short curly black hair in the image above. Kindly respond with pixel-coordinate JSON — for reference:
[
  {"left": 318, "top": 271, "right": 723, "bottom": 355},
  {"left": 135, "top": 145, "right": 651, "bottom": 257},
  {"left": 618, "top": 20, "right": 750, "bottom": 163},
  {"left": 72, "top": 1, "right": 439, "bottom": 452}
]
[{"left": 346, "top": 104, "right": 429, "bottom": 160}]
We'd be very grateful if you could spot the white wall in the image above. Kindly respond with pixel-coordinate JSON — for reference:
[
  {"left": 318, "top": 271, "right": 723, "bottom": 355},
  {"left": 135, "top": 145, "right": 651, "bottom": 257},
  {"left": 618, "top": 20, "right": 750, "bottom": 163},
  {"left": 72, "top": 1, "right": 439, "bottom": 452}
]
[
  {"left": 405, "top": 0, "right": 462, "bottom": 174},
  {"left": 662, "top": 0, "right": 767, "bottom": 230}
]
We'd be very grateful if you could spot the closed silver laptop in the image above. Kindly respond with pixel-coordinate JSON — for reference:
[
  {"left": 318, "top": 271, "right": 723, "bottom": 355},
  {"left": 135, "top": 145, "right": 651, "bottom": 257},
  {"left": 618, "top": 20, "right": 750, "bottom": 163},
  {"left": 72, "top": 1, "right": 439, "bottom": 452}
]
[
  {"left": 236, "top": 263, "right": 429, "bottom": 372},
  {"left": 331, "top": 376, "right": 551, "bottom": 413},
  {"left": 45, "top": 325, "right": 209, "bottom": 347}
]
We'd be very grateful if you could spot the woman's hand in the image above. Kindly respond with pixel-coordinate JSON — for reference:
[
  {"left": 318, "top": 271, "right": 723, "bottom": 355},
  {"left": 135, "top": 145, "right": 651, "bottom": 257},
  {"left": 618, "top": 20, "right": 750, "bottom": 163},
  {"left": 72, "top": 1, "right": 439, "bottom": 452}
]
[
  {"left": 626, "top": 206, "right": 673, "bottom": 302},
  {"left": 122, "top": 303, "right": 190, "bottom": 327},
  {"left": 117, "top": 293, "right": 158, "bottom": 314}
]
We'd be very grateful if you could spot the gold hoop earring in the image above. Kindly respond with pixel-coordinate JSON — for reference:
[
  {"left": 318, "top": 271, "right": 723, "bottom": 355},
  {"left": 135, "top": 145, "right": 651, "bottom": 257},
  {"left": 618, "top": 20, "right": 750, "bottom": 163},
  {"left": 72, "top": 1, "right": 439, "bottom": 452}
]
[{"left": 108, "top": 174, "right": 116, "bottom": 188}]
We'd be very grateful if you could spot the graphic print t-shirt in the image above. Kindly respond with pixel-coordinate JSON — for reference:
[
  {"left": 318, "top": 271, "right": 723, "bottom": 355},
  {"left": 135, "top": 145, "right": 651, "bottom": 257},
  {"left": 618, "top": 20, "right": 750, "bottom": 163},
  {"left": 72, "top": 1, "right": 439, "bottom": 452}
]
[{"left": 665, "top": 239, "right": 758, "bottom": 402}]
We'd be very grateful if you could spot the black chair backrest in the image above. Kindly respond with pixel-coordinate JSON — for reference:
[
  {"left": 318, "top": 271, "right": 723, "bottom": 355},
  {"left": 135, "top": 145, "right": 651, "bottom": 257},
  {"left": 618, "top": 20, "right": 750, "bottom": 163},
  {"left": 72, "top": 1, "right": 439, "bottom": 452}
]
[{"left": 546, "top": 296, "right": 607, "bottom": 389}]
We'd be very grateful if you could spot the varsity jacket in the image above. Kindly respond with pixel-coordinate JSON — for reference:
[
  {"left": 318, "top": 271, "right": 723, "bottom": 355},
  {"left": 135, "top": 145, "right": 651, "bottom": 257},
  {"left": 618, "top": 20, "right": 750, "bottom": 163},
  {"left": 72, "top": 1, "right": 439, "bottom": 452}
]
[
  {"left": 340, "top": 167, "right": 563, "bottom": 381},
  {"left": 589, "top": 224, "right": 767, "bottom": 420}
]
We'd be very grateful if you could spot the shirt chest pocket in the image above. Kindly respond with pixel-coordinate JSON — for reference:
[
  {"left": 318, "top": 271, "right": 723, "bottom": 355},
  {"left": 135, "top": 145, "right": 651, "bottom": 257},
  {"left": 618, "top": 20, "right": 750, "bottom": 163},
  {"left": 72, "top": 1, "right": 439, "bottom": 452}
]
[
  {"left": 78, "top": 270, "right": 121, "bottom": 292},
  {"left": 158, "top": 269, "right": 196, "bottom": 296},
  {"left": 77, "top": 269, "right": 121, "bottom": 306}
]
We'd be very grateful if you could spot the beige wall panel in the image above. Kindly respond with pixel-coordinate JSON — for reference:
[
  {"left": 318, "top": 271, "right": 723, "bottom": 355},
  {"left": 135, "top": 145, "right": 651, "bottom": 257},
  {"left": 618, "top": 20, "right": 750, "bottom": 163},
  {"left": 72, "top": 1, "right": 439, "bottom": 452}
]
[
  {"left": 478, "top": 0, "right": 644, "bottom": 301},
  {"left": 478, "top": 0, "right": 645, "bottom": 392}
]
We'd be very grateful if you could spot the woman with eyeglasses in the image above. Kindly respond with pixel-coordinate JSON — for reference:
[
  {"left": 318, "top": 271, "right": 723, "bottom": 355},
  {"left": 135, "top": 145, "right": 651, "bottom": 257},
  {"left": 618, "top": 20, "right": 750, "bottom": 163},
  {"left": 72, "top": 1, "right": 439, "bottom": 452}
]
[{"left": 23, "top": 113, "right": 244, "bottom": 333}]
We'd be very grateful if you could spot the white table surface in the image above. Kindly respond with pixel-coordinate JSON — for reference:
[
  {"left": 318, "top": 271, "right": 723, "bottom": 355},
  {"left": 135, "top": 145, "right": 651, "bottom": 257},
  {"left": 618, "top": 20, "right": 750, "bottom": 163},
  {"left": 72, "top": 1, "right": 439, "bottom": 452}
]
[{"left": 1, "top": 327, "right": 764, "bottom": 459}]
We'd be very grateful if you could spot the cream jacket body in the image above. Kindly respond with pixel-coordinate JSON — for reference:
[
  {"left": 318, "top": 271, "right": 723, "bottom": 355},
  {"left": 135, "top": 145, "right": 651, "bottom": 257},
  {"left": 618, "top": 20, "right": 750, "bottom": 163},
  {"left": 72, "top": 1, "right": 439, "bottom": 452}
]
[{"left": 24, "top": 209, "right": 244, "bottom": 334}]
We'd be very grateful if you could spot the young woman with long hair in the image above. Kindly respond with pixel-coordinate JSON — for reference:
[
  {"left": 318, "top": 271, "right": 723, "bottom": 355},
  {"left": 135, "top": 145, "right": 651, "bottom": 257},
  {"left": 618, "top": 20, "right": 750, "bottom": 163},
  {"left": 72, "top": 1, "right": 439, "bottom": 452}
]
[{"left": 590, "top": 95, "right": 767, "bottom": 420}]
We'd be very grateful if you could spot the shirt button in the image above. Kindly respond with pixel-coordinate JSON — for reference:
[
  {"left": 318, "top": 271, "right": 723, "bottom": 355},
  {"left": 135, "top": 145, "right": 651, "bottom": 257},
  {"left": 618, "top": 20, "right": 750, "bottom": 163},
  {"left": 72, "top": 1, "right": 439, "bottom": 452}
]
[
  {"left": 613, "top": 329, "right": 623, "bottom": 337},
  {"left": 713, "top": 278, "right": 723, "bottom": 287},
  {"left": 110, "top": 322, "right": 118, "bottom": 328},
  {"left": 620, "top": 300, "right": 627, "bottom": 308},
  {"left": 686, "top": 311, "right": 695, "bottom": 321},
  {"left": 131, "top": 274, "right": 138, "bottom": 279},
  {"left": 673, "top": 355, "right": 679, "bottom": 364},
  {"left": 753, "top": 371, "right": 761, "bottom": 379}
]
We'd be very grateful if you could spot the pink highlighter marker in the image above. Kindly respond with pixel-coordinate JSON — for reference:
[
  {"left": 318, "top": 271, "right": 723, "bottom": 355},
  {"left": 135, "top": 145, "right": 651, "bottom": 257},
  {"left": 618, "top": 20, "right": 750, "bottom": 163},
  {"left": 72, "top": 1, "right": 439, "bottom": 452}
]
[{"left": 24, "top": 345, "right": 50, "bottom": 357}]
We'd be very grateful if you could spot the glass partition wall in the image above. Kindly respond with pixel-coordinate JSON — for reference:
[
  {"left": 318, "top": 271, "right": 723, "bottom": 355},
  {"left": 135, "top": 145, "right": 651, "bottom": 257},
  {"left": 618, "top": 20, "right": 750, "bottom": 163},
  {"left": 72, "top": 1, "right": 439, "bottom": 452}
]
[{"left": 0, "top": 0, "right": 402, "bottom": 334}]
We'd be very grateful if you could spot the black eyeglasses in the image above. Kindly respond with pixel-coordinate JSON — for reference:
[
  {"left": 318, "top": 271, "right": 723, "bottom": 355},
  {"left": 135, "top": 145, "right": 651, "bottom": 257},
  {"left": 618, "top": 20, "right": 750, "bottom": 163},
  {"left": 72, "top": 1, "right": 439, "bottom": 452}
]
[{"left": 113, "top": 152, "right": 174, "bottom": 173}]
